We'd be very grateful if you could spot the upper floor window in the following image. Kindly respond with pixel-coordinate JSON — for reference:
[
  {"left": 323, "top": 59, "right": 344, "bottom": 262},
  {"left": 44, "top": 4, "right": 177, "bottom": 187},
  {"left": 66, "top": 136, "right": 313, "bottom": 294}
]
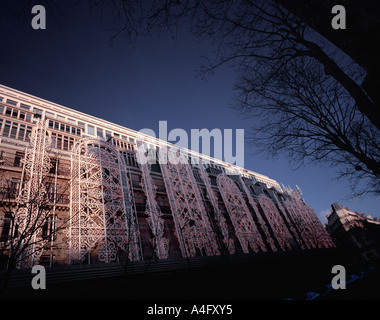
[
  {"left": 6, "top": 99, "right": 17, "bottom": 106},
  {"left": 20, "top": 104, "right": 30, "bottom": 110},
  {"left": 1, "top": 106, "right": 31, "bottom": 122},
  {"left": 97, "top": 128, "right": 103, "bottom": 138},
  {"left": 87, "top": 125, "right": 94, "bottom": 135},
  {"left": 48, "top": 119, "right": 81, "bottom": 136},
  {"left": 33, "top": 108, "right": 43, "bottom": 115}
]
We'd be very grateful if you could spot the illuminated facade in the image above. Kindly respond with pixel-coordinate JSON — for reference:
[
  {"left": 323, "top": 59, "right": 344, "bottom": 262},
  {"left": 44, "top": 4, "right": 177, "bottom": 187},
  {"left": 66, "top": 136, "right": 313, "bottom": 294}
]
[{"left": 0, "top": 84, "right": 334, "bottom": 268}]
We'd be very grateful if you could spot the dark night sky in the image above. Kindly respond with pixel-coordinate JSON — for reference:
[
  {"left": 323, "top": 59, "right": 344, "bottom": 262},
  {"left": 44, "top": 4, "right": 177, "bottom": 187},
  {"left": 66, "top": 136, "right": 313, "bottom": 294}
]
[{"left": 0, "top": 1, "right": 378, "bottom": 222}]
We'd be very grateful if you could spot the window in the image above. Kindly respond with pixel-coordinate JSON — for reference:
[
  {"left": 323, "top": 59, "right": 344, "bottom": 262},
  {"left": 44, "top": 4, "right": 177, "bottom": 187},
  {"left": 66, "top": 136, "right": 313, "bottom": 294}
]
[
  {"left": 10, "top": 123, "right": 18, "bottom": 139},
  {"left": 56, "top": 115, "right": 65, "bottom": 121},
  {"left": 87, "top": 125, "right": 94, "bottom": 135},
  {"left": 63, "top": 136, "right": 69, "bottom": 150},
  {"left": 0, "top": 119, "right": 31, "bottom": 142},
  {"left": 0, "top": 97, "right": 3, "bottom": 102},
  {"left": 6, "top": 99, "right": 17, "bottom": 106},
  {"left": 45, "top": 111, "right": 55, "bottom": 118},
  {"left": 105, "top": 131, "right": 111, "bottom": 139},
  {"left": 20, "top": 104, "right": 30, "bottom": 110},
  {"left": 0, "top": 213, "right": 12, "bottom": 242},
  {"left": 67, "top": 118, "right": 76, "bottom": 124},
  {"left": 25, "top": 113, "right": 32, "bottom": 122},
  {"left": 97, "top": 128, "right": 103, "bottom": 138},
  {"left": 48, "top": 120, "right": 54, "bottom": 128},
  {"left": 19, "top": 111, "right": 25, "bottom": 120},
  {"left": 51, "top": 133, "right": 57, "bottom": 148},
  {"left": 54, "top": 121, "right": 59, "bottom": 130},
  {"left": 25, "top": 126, "right": 32, "bottom": 142},
  {"left": 14, "top": 152, "right": 24, "bottom": 167},
  {"left": 78, "top": 122, "right": 85, "bottom": 129},
  {"left": 0, "top": 106, "right": 4, "bottom": 114},
  {"left": 57, "top": 134, "right": 62, "bottom": 149},
  {"left": 69, "top": 137, "right": 74, "bottom": 150},
  {"left": 124, "top": 152, "right": 137, "bottom": 167},
  {"left": 5, "top": 107, "right": 12, "bottom": 116},
  {"left": 12, "top": 109, "right": 18, "bottom": 118},
  {"left": 2, "top": 121, "right": 11, "bottom": 137},
  {"left": 50, "top": 159, "right": 58, "bottom": 174},
  {"left": 17, "top": 124, "right": 25, "bottom": 140},
  {"left": 33, "top": 108, "right": 43, "bottom": 115},
  {"left": 42, "top": 215, "right": 54, "bottom": 241}
]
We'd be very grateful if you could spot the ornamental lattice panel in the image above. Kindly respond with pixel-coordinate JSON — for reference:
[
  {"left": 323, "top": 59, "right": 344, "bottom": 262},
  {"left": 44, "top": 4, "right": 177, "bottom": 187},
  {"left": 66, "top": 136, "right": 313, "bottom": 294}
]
[
  {"left": 238, "top": 177, "right": 277, "bottom": 251},
  {"left": 217, "top": 175, "right": 266, "bottom": 254},
  {"left": 283, "top": 195, "right": 335, "bottom": 249},
  {"left": 270, "top": 191, "right": 305, "bottom": 249},
  {"left": 16, "top": 120, "right": 52, "bottom": 268},
  {"left": 283, "top": 197, "right": 315, "bottom": 249},
  {"left": 69, "top": 138, "right": 140, "bottom": 264},
  {"left": 159, "top": 150, "right": 220, "bottom": 258},
  {"left": 258, "top": 194, "right": 293, "bottom": 251},
  {"left": 137, "top": 149, "right": 169, "bottom": 259},
  {"left": 198, "top": 161, "right": 235, "bottom": 254},
  {"left": 304, "top": 203, "right": 335, "bottom": 248}
]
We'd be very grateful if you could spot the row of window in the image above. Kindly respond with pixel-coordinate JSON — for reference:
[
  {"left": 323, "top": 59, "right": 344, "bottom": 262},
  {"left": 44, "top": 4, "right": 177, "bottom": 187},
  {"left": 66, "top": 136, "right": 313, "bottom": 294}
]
[
  {"left": 1, "top": 97, "right": 138, "bottom": 146},
  {"left": 0, "top": 97, "right": 32, "bottom": 110},
  {"left": 121, "top": 151, "right": 138, "bottom": 167},
  {"left": 51, "top": 132, "right": 76, "bottom": 151},
  {"left": 0, "top": 105, "right": 34, "bottom": 122},
  {"left": 0, "top": 97, "right": 73, "bottom": 124},
  {"left": 0, "top": 118, "right": 33, "bottom": 142},
  {"left": 111, "top": 138, "right": 135, "bottom": 151},
  {"left": 48, "top": 119, "right": 82, "bottom": 136},
  {"left": 0, "top": 119, "right": 135, "bottom": 155},
  {"left": 88, "top": 124, "right": 135, "bottom": 144},
  {"left": 0, "top": 118, "right": 80, "bottom": 152}
]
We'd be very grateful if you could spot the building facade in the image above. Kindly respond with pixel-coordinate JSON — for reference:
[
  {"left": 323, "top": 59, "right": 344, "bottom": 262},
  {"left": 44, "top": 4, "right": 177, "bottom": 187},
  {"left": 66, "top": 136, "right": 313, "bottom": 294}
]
[
  {"left": 0, "top": 84, "right": 334, "bottom": 269},
  {"left": 326, "top": 202, "right": 380, "bottom": 265}
]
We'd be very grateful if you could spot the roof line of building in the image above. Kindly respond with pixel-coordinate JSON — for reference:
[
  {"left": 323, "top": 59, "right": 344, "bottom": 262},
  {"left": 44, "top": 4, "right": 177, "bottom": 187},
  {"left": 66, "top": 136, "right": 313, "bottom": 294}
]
[{"left": 0, "top": 83, "right": 281, "bottom": 189}]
